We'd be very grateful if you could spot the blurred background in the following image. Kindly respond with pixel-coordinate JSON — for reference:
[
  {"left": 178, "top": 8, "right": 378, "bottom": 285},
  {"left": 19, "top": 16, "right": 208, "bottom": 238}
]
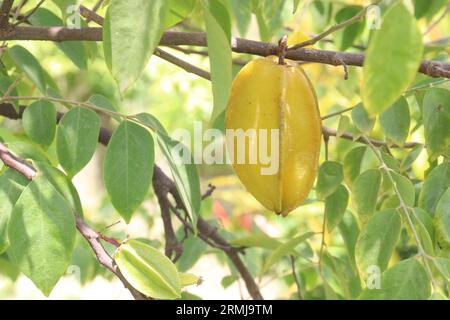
[{"left": 0, "top": 0, "right": 449, "bottom": 299}]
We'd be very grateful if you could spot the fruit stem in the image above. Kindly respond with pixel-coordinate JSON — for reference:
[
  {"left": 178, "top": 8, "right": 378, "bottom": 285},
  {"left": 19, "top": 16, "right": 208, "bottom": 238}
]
[{"left": 278, "top": 35, "right": 288, "bottom": 65}]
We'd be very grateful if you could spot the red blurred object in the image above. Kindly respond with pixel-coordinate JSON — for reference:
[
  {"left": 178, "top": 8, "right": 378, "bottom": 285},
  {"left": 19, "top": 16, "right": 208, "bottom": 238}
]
[{"left": 212, "top": 200, "right": 231, "bottom": 228}]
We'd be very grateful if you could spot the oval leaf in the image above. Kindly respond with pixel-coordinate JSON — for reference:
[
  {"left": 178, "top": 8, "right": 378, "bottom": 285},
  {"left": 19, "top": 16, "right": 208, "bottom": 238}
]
[
  {"left": 355, "top": 209, "right": 401, "bottom": 279},
  {"left": 103, "top": 0, "right": 169, "bottom": 93},
  {"left": 422, "top": 88, "right": 450, "bottom": 161},
  {"left": 104, "top": 120, "right": 155, "bottom": 223},
  {"left": 0, "top": 169, "right": 29, "bottom": 253},
  {"left": 419, "top": 162, "right": 449, "bottom": 214},
  {"left": 316, "top": 161, "right": 344, "bottom": 200},
  {"left": 352, "top": 169, "right": 382, "bottom": 223},
  {"left": 22, "top": 100, "right": 56, "bottom": 148},
  {"left": 360, "top": 259, "right": 431, "bottom": 300},
  {"left": 8, "top": 45, "right": 47, "bottom": 93},
  {"left": 380, "top": 96, "right": 410, "bottom": 146},
  {"left": 8, "top": 176, "right": 76, "bottom": 296},
  {"left": 325, "top": 184, "right": 349, "bottom": 232},
  {"left": 362, "top": 2, "right": 423, "bottom": 115},
  {"left": 57, "top": 107, "right": 101, "bottom": 178},
  {"left": 343, "top": 146, "right": 367, "bottom": 188},
  {"left": 262, "top": 231, "right": 315, "bottom": 274}
]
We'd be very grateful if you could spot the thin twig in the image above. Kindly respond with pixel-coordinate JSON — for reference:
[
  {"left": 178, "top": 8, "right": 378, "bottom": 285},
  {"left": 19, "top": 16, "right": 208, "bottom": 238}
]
[
  {"left": 424, "top": 2, "right": 450, "bottom": 35},
  {"left": 287, "top": 0, "right": 382, "bottom": 50},
  {"left": 290, "top": 255, "right": 303, "bottom": 300},
  {"left": 12, "top": 0, "right": 46, "bottom": 27},
  {"left": 321, "top": 106, "right": 354, "bottom": 120}
]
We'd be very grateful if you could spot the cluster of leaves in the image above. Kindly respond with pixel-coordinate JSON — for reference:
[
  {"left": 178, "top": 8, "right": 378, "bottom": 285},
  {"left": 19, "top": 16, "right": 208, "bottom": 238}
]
[{"left": 0, "top": 0, "right": 449, "bottom": 300}]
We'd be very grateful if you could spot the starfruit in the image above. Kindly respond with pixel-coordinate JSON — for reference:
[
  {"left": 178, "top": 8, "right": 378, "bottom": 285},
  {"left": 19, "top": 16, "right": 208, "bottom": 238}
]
[
  {"left": 114, "top": 239, "right": 181, "bottom": 299},
  {"left": 225, "top": 56, "right": 322, "bottom": 216}
]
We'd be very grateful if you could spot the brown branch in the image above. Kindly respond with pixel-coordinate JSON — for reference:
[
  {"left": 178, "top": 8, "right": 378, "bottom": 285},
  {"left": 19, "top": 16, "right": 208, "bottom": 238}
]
[
  {"left": 152, "top": 170, "right": 183, "bottom": 262},
  {"left": 0, "top": 141, "right": 147, "bottom": 299},
  {"left": 0, "top": 27, "right": 449, "bottom": 78},
  {"left": 152, "top": 166, "right": 263, "bottom": 300},
  {"left": 0, "top": 0, "right": 14, "bottom": 30}
]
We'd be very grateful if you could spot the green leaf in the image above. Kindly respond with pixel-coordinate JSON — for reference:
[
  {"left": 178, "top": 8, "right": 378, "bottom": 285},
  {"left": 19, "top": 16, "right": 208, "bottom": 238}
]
[
  {"left": 419, "top": 162, "right": 450, "bottom": 214},
  {"left": 166, "top": 0, "right": 196, "bottom": 27},
  {"left": 422, "top": 88, "right": 450, "bottom": 161},
  {"left": 362, "top": 2, "right": 423, "bottom": 115},
  {"left": 325, "top": 185, "right": 349, "bottom": 232},
  {"left": 230, "top": 233, "right": 282, "bottom": 250},
  {"left": 8, "top": 45, "right": 47, "bottom": 94},
  {"left": 179, "top": 272, "right": 201, "bottom": 287},
  {"left": 338, "top": 211, "right": 360, "bottom": 270},
  {"left": 434, "top": 257, "right": 450, "bottom": 282},
  {"left": 8, "top": 176, "right": 76, "bottom": 296},
  {"left": 134, "top": 112, "right": 168, "bottom": 136},
  {"left": 343, "top": 146, "right": 366, "bottom": 188},
  {"left": 114, "top": 239, "right": 181, "bottom": 299},
  {"left": 57, "top": 107, "right": 100, "bottom": 178},
  {"left": 360, "top": 259, "right": 431, "bottom": 300},
  {"left": 88, "top": 94, "right": 120, "bottom": 122},
  {"left": 316, "top": 161, "right": 344, "bottom": 200},
  {"left": 135, "top": 112, "right": 201, "bottom": 229},
  {"left": 22, "top": 100, "right": 57, "bottom": 148},
  {"left": 401, "top": 144, "right": 424, "bottom": 172},
  {"left": 380, "top": 96, "right": 410, "bottom": 146},
  {"left": 231, "top": 0, "right": 252, "bottom": 36},
  {"left": 28, "top": 8, "right": 88, "bottom": 70},
  {"left": 337, "top": 115, "right": 350, "bottom": 137},
  {"left": 351, "top": 103, "right": 375, "bottom": 134},
  {"left": 104, "top": 120, "right": 155, "bottom": 223},
  {"left": 411, "top": 207, "right": 435, "bottom": 256},
  {"left": 202, "top": 0, "right": 232, "bottom": 123},
  {"left": 103, "top": 0, "right": 169, "bottom": 93},
  {"left": 176, "top": 233, "right": 207, "bottom": 272},
  {"left": 262, "top": 231, "right": 315, "bottom": 273},
  {"left": 391, "top": 172, "right": 415, "bottom": 207},
  {"left": 355, "top": 209, "right": 401, "bottom": 278},
  {"left": 292, "top": 0, "right": 301, "bottom": 13},
  {"left": 334, "top": 5, "right": 364, "bottom": 51},
  {"left": 0, "top": 170, "right": 29, "bottom": 254},
  {"left": 157, "top": 134, "right": 201, "bottom": 230},
  {"left": 33, "top": 161, "right": 84, "bottom": 215},
  {"left": 413, "top": 0, "right": 433, "bottom": 19},
  {"left": 352, "top": 169, "right": 382, "bottom": 223}
]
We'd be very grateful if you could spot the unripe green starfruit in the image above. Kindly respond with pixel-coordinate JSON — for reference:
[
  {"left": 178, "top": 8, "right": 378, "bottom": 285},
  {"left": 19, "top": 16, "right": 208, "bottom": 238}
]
[
  {"left": 225, "top": 56, "right": 322, "bottom": 216},
  {"left": 114, "top": 239, "right": 181, "bottom": 299}
]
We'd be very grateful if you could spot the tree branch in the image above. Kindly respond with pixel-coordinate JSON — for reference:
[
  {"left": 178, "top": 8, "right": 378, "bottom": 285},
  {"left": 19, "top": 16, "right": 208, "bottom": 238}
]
[
  {"left": 0, "top": 0, "right": 14, "bottom": 30},
  {"left": 0, "top": 141, "right": 147, "bottom": 300},
  {"left": 0, "top": 27, "right": 449, "bottom": 78}
]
